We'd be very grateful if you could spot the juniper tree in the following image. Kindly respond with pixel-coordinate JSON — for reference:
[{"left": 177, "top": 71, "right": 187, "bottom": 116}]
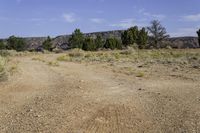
[
  {"left": 137, "top": 28, "right": 148, "bottom": 49},
  {"left": 0, "top": 41, "right": 6, "bottom": 50},
  {"left": 95, "top": 35, "right": 104, "bottom": 50},
  {"left": 42, "top": 36, "right": 53, "bottom": 51},
  {"left": 121, "top": 26, "right": 139, "bottom": 47},
  {"left": 7, "top": 36, "right": 27, "bottom": 51},
  {"left": 104, "top": 38, "right": 122, "bottom": 50},
  {"left": 121, "top": 26, "right": 148, "bottom": 49},
  {"left": 82, "top": 37, "right": 96, "bottom": 51},
  {"left": 147, "top": 20, "right": 169, "bottom": 48},
  {"left": 69, "top": 29, "right": 84, "bottom": 49},
  {"left": 197, "top": 29, "right": 200, "bottom": 45}
]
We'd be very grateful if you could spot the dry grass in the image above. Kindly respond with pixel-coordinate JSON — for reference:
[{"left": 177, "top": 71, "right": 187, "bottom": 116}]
[
  {"left": 68, "top": 49, "right": 85, "bottom": 58},
  {"left": 55, "top": 48, "right": 200, "bottom": 78},
  {"left": 47, "top": 61, "right": 59, "bottom": 67},
  {"left": 0, "top": 50, "right": 39, "bottom": 57},
  {"left": 32, "top": 57, "right": 46, "bottom": 63},
  {"left": 136, "top": 71, "right": 145, "bottom": 77},
  {"left": 8, "top": 63, "right": 18, "bottom": 75},
  {"left": 0, "top": 56, "right": 6, "bottom": 81},
  {"left": 57, "top": 55, "right": 71, "bottom": 62},
  {"left": 56, "top": 49, "right": 200, "bottom": 67}
]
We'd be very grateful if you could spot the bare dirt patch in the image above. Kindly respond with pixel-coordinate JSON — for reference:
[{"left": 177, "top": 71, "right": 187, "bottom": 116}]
[{"left": 0, "top": 49, "right": 200, "bottom": 133}]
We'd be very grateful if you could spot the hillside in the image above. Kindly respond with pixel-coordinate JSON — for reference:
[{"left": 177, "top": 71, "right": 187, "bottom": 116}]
[{"left": 1, "top": 30, "right": 199, "bottom": 50}]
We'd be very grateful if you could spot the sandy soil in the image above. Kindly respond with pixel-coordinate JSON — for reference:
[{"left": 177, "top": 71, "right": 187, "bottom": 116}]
[{"left": 0, "top": 54, "right": 200, "bottom": 133}]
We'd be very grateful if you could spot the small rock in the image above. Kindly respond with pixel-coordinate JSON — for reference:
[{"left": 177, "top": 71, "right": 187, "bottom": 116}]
[
  {"left": 26, "top": 109, "right": 33, "bottom": 113},
  {"left": 192, "top": 65, "right": 199, "bottom": 69},
  {"left": 78, "top": 86, "right": 82, "bottom": 89},
  {"left": 36, "top": 114, "right": 41, "bottom": 118},
  {"left": 138, "top": 88, "right": 142, "bottom": 91},
  {"left": 138, "top": 65, "right": 143, "bottom": 68}
]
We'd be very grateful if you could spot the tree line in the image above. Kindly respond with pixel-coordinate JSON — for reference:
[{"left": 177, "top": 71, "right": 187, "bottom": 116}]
[
  {"left": 0, "top": 20, "right": 200, "bottom": 52},
  {"left": 60, "top": 20, "right": 170, "bottom": 51}
]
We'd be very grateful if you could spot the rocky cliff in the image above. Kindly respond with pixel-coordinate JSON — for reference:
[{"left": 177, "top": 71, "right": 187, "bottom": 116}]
[{"left": 164, "top": 37, "right": 199, "bottom": 48}]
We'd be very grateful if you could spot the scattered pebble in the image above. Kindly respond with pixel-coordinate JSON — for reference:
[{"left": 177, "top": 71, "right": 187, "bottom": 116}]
[
  {"left": 78, "top": 86, "right": 82, "bottom": 89},
  {"left": 138, "top": 65, "right": 143, "bottom": 68}
]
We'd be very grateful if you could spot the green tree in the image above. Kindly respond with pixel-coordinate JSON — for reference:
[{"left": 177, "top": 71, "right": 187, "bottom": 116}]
[
  {"left": 121, "top": 26, "right": 139, "bottom": 47},
  {"left": 104, "top": 38, "right": 122, "bottom": 50},
  {"left": 42, "top": 36, "right": 53, "bottom": 51},
  {"left": 0, "top": 41, "right": 6, "bottom": 50},
  {"left": 121, "top": 30, "right": 129, "bottom": 46},
  {"left": 7, "top": 36, "right": 27, "bottom": 51},
  {"left": 95, "top": 35, "right": 104, "bottom": 50},
  {"left": 122, "top": 26, "right": 148, "bottom": 49},
  {"left": 137, "top": 28, "right": 148, "bottom": 49},
  {"left": 197, "top": 29, "right": 200, "bottom": 46},
  {"left": 82, "top": 37, "right": 96, "bottom": 51},
  {"left": 147, "top": 20, "right": 169, "bottom": 48},
  {"left": 69, "top": 29, "right": 84, "bottom": 49}
]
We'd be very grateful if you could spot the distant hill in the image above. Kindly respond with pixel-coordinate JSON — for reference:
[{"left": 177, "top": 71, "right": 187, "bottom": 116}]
[{"left": 1, "top": 30, "right": 199, "bottom": 50}]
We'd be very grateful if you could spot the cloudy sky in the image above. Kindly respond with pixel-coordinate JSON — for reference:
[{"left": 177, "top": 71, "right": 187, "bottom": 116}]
[{"left": 0, "top": 0, "right": 200, "bottom": 38}]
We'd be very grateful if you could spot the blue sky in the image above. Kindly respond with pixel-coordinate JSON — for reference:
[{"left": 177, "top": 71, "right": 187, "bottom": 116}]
[{"left": 0, "top": 0, "right": 200, "bottom": 38}]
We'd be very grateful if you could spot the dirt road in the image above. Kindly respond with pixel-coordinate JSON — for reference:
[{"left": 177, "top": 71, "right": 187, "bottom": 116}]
[{"left": 0, "top": 55, "right": 200, "bottom": 133}]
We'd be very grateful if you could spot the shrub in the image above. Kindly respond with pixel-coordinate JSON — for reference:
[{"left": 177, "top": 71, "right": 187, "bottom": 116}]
[
  {"left": 0, "top": 56, "right": 6, "bottom": 80},
  {"left": 0, "top": 50, "right": 10, "bottom": 57},
  {"left": 82, "top": 37, "right": 96, "bottom": 51},
  {"left": 52, "top": 48, "right": 63, "bottom": 53},
  {"left": 7, "top": 36, "right": 27, "bottom": 51},
  {"left": 69, "top": 29, "right": 84, "bottom": 49},
  {"left": 95, "top": 35, "right": 104, "bottom": 50},
  {"left": 57, "top": 55, "right": 71, "bottom": 62},
  {"left": 32, "top": 57, "right": 46, "bottom": 62},
  {"left": 68, "top": 49, "right": 85, "bottom": 58},
  {"left": 47, "top": 61, "right": 59, "bottom": 67},
  {"left": 42, "top": 36, "right": 53, "bottom": 51},
  {"left": 120, "top": 47, "right": 136, "bottom": 55},
  {"left": 104, "top": 38, "right": 122, "bottom": 50},
  {"left": 0, "top": 41, "right": 6, "bottom": 50},
  {"left": 136, "top": 71, "right": 145, "bottom": 77}
]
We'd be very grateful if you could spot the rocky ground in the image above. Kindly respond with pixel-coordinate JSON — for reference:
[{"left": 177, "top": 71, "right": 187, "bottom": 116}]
[{"left": 0, "top": 50, "right": 200, "bottom": 133}]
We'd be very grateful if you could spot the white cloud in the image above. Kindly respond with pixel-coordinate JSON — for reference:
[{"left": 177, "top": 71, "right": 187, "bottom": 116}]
[
  {"left": 110, "top": 19, "right": 147, "bottom": 29},
  {"left": 143, "top": 12, "right": 166, "bottom": 20},
  {"left": 110, "top": 19, "right": 135, "bottom": 28},
  {"left": 182, "top": 13, "right": 200, "bottom": 22},
  {"left": 137, "top": 8, "right": 166, "bottom": 20},
  {"left": 62, "top": 13, "right": 76, "bottom": 23},
  {"left": 90, "top": 18, "right": 105, "bottom": 24}
]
